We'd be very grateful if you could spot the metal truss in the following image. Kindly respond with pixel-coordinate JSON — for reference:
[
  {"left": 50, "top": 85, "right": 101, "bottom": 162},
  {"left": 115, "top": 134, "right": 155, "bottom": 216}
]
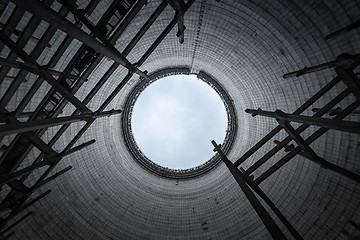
[
  {"left": 213, "top": 53, "right": 360, "bottom": 239},
  {"left": 0, "top": 0, "right": 195, "bottom": 237}
]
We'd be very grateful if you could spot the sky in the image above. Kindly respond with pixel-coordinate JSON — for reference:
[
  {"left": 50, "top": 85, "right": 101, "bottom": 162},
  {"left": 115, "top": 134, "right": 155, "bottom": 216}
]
[{"left": 131, "top": 74, "right": 228, "bottom": 170}]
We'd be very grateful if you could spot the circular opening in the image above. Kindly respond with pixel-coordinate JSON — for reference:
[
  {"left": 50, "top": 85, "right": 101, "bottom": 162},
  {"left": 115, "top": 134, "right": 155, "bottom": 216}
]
[
  {"left": 122, "top": 69, "right": 237, "bottom": 179},
  {"left": 131, "top": 74, "right": 228, "bottom": 170}
]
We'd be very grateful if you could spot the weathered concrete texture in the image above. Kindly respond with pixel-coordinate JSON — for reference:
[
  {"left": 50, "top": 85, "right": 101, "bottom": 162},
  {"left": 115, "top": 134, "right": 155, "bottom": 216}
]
[{"left": 1, "top": 0, "right": 360, "bottom": 239}]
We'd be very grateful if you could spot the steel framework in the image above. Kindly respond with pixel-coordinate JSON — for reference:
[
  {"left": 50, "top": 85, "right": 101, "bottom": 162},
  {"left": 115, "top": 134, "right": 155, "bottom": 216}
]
[
  {"left": 213, "top": 52, "right": 360, "bottom": 239},
  {"left": 0, "top": 0, "right": 193, "bottom": 237}
]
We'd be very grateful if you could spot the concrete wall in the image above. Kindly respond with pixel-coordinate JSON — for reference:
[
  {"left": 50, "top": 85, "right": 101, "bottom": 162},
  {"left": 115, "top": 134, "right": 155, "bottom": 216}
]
[{"left": 1, "top": 0, "right": 360, "bottom": 239}]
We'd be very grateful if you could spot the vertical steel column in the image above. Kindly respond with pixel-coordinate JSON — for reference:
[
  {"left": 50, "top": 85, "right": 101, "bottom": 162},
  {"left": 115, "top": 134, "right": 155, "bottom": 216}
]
[
  {"left": 212, "top": 141, "right": 287, "bottom": 240},
  {"left": 10, "top": 0, "right": 148, "bottom": 79}
]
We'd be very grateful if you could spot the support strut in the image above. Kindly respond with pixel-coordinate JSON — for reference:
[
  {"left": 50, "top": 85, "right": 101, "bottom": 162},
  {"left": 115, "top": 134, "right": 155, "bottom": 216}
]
[
  {"left": 10, "top": 0, "right": 149, "bottom": 79},
  {"left": 0, "top": 109, "right": 121, "bottom": 136},
  {"left": 212, "top": 140, "right": 287, "bottom": 240}
]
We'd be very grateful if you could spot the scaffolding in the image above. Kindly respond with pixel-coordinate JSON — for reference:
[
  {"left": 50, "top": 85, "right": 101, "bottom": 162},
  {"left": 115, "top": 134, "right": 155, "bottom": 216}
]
[{"left": 0, "top": 0, "right": 193, "bottom": 237}]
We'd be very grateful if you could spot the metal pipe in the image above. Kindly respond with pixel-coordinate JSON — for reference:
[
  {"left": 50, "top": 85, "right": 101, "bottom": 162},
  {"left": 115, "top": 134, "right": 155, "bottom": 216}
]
[
  {"left": 212, "top": 140, "right": 287, "bottom": 240},
  {"left": 10, "top": 0, "right": 148, "bottom": 79},
  {"left": 245, "top": 108, "right": 360, "bottom": 134},
  {"left": 0, "top": 109, "right": 121, "bottom": 136}
]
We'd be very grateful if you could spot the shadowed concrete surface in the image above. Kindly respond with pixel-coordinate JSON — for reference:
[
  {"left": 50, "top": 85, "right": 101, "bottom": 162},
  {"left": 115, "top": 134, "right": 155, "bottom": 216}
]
[{"left": 0, "top": 0, "right": 359, "bottom": 239}]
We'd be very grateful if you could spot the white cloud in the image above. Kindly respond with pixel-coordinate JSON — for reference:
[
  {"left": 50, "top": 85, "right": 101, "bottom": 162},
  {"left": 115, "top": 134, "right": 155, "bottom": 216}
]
[{"left": 131, "top": 74, "right": 227, "bottom": 169}]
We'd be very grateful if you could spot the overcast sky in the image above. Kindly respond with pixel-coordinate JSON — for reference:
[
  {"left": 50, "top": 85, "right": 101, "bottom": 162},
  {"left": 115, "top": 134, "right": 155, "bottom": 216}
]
[{"left": 131, "top": 74, "right": 228, "bottom": 170}]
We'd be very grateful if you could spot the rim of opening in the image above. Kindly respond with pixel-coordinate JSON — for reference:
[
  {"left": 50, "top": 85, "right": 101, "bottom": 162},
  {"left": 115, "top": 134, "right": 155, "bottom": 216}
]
[{"left": 122, "top": 68, "right": 237, "bottom": 179}]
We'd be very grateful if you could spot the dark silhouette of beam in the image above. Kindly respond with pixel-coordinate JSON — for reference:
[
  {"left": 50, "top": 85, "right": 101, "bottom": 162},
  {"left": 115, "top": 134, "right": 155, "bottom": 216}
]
[
  {"left": 0, "top": 109, "right": 121, "bottom": 136},
  {"left": 10, "top": 0, "right": 149, "bottom": 79},
  {"left": 212, "top": 140, "right": 287, "bottom": 240}
]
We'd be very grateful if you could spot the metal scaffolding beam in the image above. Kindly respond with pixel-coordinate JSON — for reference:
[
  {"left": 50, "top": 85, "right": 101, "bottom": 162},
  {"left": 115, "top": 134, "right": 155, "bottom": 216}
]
[
  {"left": 0, "top": 30, "right": 92, "bottom": 113},
  {"left": 10, "top": 0, "right": 149, "bottom": 79},
  {"left": 245, "top": 108, "right": 360, "bottom": 134},
  {"left": 0, "top": 190, "right": 51, "bottom": 229},
  {"left": 169, "top": 0, "right": 186, "bottom": 44},
  {"left": 273, "top": 140, "right": 360, "bottom": 183},
  {"left": 234, "top": 76, "right": 342, "bottom": 167},
  {"left": 335, "top": 67, "right": 360, "bottom": 102},
  {"left": 211, "top": 141, "right": 287, "bottom": 240},
  {"left": 242, "top": 89, "right": 350, "bottom": 175},
  {"left": 0, "top": 139, "right": 95, "bottom": 185},
  {"left": 0, "top": 57, "right": 77, "bottom": 78},
  {"left": 122, "top": 0, "right": 168, "bottom": 56},
  {"left": 0, "top": 109, "right": 121, "bottom": 136},
  {"left": 325, "top": 19, "right": 360, "bottom": 39},
  {"left": 253, "top": 101, "right": 360, "bottom": 185},
  {"left": 283, "top": 53, "right": 360, "bottom": 78}
]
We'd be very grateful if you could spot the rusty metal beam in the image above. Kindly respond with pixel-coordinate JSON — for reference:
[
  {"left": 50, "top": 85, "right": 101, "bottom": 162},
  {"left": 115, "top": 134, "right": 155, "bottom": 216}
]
[
  {"left": 237, "top": 165, "right": 303, "bottom": 240},
  {"left": 0, "top": 212, "right": 32, "bottom": 235},
  {"left": 139, "top": 0, "right": 196, "bottom": 63},
  {"left": 0, "top": 190, "right": 51, "bottom": 229}
]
